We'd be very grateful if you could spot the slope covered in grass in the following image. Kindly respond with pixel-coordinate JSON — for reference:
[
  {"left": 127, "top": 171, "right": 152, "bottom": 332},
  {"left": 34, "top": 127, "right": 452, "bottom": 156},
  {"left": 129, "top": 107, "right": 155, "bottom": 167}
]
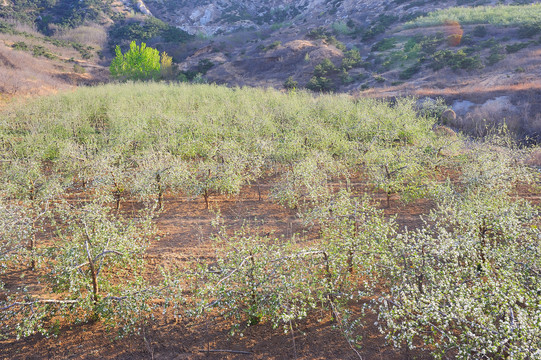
[{"left": 406, "top": 3, "right": 541, "bottom": 28}]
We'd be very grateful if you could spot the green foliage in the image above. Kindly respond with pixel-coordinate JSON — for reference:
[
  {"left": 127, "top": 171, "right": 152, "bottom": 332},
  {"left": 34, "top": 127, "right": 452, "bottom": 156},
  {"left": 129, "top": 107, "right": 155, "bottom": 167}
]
[
  {"left": 306, "top": 76, "right": 334, "bottom": 92},
  {"left": 399, "top": 62, "right": 421, "bottom": 80},
  {"left": 196, "top": 59, "right": 214, "bottom": 74},
  {"left": 518, "top": 22, "right": 541, "bottom": 38},
  {"left": 313, "top": 58, "right": 336, "bottom": 77},
  {"left": 108, "top": 17, "right": 190, "bottom": 44},
  {"left": 505, "top": 42, "right": 530, "bottom": 53},
  {"left": 160, "top": 52, "right": 173, "bottom": 79},
  {"left": 430, "top": 49, "right": 483, "bottom": 71},
  {"left": 340, "top": 49, "right": 362, "bottom": 70},
  {"left": 1, "top": 83, "right": 539, "bottom": 358},
  {"left": 31, "top": 45, "right": 56, "bottom": 59},
  {"left": 0, "top": 0, "right": 111, "bottom": 34},
  {"left": 162, "top": 25, "right": 193, "bottom": 43},
  {"left": 11, "top": 42, "right": 57, "bottom": 59},
  {"left": 110, "top": 41, "right": 161, "bottom": 81},
  {"left": 407, "top": 4, "right": 541, "bottom": 28},
  {"left": 192, "top": 227, "right": 316, "bottom": 333},
  {"left": 371, "top": 37, "right": 398, "bottom": 52},
  {"left": 486, "top": 51, "right": 505, "bottom": 66},
  {"left": 306, "top": 26, "right": 332, "bottom": 40},
  {"left": 379, "top": 171, "right": 540, "bottom": 358},
  {"left": 0, "top": 199, "right": 157, "bottom": 338},
  {"left": 272, "top": 151, "right": 346, "bottom": 210},
  {"left": 363, "top": 14, "right": 398, "bottom": 40},
  {"left": 373, "top": 74, "right": 386, "bottom": 83},
  {"left": 264, "top": 40, "right": 281, "bottom": 51},
  {"left": 331, "top": 21, "right": 355, "bottom": 35},
  {"left": 283, "top": 76, "right": 298, "bottom": 90},
  {"left": 11, "top": 41, "right": 29, "bottom": 51},
  {"left": 306, "top": 26, "right": 346, "bottom": 50}
]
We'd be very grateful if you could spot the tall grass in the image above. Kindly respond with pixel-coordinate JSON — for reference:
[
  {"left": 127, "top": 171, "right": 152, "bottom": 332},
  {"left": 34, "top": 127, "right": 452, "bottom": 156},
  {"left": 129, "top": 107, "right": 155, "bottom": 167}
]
[{"left": 406, "top": 4, "right": 541, "bottom": 28}]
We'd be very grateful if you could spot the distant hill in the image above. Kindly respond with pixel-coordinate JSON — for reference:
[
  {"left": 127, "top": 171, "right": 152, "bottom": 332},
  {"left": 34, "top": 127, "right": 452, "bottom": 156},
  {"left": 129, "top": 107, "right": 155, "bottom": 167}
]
[{"left": 1, "top": 0, "right": 540, "bottom": 138}]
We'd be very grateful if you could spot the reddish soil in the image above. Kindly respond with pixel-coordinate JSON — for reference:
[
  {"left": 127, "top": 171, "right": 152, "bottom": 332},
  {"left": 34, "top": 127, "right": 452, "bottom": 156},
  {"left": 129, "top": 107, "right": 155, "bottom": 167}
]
[{"left": 2, "top": 173, "right": 537, "bottom": 360}]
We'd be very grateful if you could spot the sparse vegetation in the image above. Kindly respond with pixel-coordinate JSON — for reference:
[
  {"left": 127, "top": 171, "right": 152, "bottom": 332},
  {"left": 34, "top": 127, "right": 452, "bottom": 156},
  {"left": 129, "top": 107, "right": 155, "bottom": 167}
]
[
  {"left": 407, "top": 4, "right": 541, "bottom": 28},
  {"left": 283, "top": 76, "right": 298, "bottom": 89},
  {"left": 430, "top": 49, "right": 484, "bottom": 71},
  {"left": 306, "top": 76, "right": 333, "bottom": 92},
  {"left": 313, "top": 58, "right": 336, "bottom": 77}
]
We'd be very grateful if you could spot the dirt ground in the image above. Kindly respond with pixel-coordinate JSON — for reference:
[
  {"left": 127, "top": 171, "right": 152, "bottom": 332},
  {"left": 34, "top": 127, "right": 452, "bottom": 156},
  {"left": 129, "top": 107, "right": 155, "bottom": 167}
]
[{"left": 1, "top": 174, "right": 537, "bottom": 360}]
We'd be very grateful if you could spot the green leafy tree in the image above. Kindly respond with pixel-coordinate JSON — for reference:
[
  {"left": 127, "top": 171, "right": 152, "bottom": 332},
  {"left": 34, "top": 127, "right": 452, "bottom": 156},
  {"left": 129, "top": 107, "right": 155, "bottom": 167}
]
[{"left": 110, "top": 41, "right": 161, "bottom": 81}]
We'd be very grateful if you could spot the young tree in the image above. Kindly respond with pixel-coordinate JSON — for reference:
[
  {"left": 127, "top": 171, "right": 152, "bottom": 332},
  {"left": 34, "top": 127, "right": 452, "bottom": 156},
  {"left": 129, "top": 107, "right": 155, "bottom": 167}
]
[
  {"left": 0, "top": 200, "right": 158, "bottom": 339},
  {"left": 160, "top": 51, "right": 173, "bottom": 79},
  {"left": 0, "top": 159, "right": 62, "bottom": 269},
  {"left": 110, "top": 41, "right": 162, "bottom": 81},
  {"left": 192, "top": 226, "right": 317, "bottom": 335},
  {"left": 272, "top": 151, "right": 347, "bottom": 211},
  {"left": 377, "top": 183, "right": 541, "bottom": 358}
]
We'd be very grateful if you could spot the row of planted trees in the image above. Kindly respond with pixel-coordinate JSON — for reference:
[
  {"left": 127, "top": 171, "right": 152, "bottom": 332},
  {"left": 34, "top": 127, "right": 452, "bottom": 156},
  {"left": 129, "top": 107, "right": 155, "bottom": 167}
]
[{"left": 1, "top": 83, "right": 540, "bottom": 358}]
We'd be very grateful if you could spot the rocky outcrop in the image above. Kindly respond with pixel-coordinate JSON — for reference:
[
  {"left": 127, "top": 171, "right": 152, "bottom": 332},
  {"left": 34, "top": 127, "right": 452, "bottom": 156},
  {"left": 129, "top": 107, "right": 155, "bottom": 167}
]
[{"left": 145, "top": 0, "right": 393, "bottom": 35}]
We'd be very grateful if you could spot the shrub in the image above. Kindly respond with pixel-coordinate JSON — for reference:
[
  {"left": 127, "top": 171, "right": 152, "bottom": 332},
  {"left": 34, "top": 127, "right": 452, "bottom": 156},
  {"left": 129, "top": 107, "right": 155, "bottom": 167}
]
[
  {"left": 305, "top": 27, "right": 346, "bottom": 50},
  {"left": 341, "top": 49, "right": 361, "bottom": 70},
  {"left": 362, "top": 14, "right": 399, "bottom": 40},
  {"left": 160, "top": 52, "right": 173, "bottom": 79},
  {"left": 73, "top": 64, "right": 86, "bottom": 74},
  {"left": 31, "top": 45, "right": 56, "bottom": 59},
  {"left": 472, "top": 25, "right": 487, "bottom": 37},
  {"left": 505, "top": 42, "right": 530, "bottom": 53},
  {"left": 371, "top": 38, "right": 398, "bottom": 52},
  {"left": 332, "top": 21, "right": 354, "bottom": 35},
  {"left": 399, "top": 62, "right": 421, "bottom": 80},
  {"left": 430, "top": 49, "right": 483, "bottom": 71},
  {"left": 262, "top": 40, "right": 281, "bottom": 52},
  {"left": 313, "top": 58, "right": 336, "bottom": 77},
  {"left": 283, "top": 76, "right": 298, "bottom": 89},
  {"left": 11, "top": 41, "right": 29, "bottom": 51},
  {"left": 196, "top": 59, "right": 214, "bottom": 74},
  {"left": 374, "top": 74, "right": 386, "bottom": 83},
  {"left": 306, "top": 27, "right": 332, "bottom": 40},
  {"left": 306, "top": 76, "right": 333, "bottom": 92},
  {"left": 518, "top": 22, "right": 541, "bottom": 38},
  {"left": 486, "top": 52, "right": 505, "bottom": 66}
]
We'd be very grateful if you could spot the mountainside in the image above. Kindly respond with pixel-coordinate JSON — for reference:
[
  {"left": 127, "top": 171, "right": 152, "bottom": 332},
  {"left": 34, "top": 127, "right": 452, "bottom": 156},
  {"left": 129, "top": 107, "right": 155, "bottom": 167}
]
[{"left": 1, "top": 0, "right": 540, "bottom": 138}]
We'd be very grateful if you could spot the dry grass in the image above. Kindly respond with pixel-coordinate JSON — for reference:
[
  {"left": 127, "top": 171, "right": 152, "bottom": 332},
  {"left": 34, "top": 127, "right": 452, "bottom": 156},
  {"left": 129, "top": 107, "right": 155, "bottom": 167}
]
[
  {"left": 54, "top": 24, "right": 107, "bottom": 50},
  {"left": 526, "top": 148, "right": 541, "bottom": 167},
  {"left": 3, "top": 18, "right": 42, "bottom": 37},
  {"left": 0, "top": 44, "right": 68, "bottom": 95}
]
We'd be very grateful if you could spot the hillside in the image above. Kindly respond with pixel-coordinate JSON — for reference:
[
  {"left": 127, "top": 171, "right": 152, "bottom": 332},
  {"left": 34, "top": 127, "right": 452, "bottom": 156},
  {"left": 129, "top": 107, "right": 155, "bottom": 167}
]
[
  {"left": 1, "top": 0, "right": 540, "bottom": 138},
  {"left": 0, "top": 82, "right": 540, "bottom": 359}
]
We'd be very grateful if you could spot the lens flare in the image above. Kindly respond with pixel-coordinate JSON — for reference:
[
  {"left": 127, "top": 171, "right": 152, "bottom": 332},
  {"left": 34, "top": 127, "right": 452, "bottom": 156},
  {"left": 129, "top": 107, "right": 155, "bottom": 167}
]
[{"left": 444, "top": 20, "right": 463, "bottom": 46}]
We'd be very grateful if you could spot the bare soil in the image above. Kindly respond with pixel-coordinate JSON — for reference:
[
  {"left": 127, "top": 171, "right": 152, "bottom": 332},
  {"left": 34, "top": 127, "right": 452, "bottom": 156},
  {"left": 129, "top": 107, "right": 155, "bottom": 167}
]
[
  {"left": 1, "top": 174, "right": 538, "bottom": 360},
  {"left": 0, "top": 175, "right": 436, "bottom": 360}
]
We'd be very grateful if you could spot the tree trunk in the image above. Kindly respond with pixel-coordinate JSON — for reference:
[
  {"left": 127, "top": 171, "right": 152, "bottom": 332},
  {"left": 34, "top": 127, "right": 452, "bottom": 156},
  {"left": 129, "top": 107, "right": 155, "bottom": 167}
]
[
  {"left": 203, "top": 189, "right": 209, "bottom": 210},
  {"left": 156, "top": 172, "right": 163, "bottom": 210},
  {"left": 29, "top": 232, "right": 36, "bottom": 270},
  {"left": 322, "top": 251, "right": 335, "bottom": 321}
]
